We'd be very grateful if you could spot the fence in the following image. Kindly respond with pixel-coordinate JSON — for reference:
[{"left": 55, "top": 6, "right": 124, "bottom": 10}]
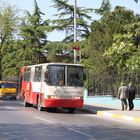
[{"left": 87, "top": 74, "right": 140, "bottom": 98}]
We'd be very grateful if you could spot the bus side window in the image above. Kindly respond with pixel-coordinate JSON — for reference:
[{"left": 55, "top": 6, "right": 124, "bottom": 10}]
[
  {"left": 34, "top": 66, "right": 42, "bottom": 82},
  {"left": 44, "top": 71, "right": 49, "bottom": 83},
  {"left": 24, "top": 68, "right": 31, "bottom": 82}
]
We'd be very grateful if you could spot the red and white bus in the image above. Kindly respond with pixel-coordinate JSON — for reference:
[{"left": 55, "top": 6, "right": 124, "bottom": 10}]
[{"left": 19, "top": 63, "right": 84, "bottom": 113}]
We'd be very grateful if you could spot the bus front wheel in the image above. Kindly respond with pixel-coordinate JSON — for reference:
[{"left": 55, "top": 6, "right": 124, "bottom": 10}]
[
  {"left": 24, "top": 100, "right": 31, "bottom": 107},
  {"left": 37, "top": 99, "right": 44, "bottom": 111}
]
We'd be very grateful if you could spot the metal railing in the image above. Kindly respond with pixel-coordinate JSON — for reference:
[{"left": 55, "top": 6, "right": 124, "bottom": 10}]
[{"left": 87, "top": 74, "right": 140, "bottom": 98}]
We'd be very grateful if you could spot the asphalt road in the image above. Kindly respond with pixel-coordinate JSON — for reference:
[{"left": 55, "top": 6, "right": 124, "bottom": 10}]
[{"left": 0, "top": 99, "right": 140, "bottom": 140}]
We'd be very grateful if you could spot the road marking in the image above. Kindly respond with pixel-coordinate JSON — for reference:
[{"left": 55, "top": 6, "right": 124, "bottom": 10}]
[
  {"left": 122, "top": 116, "right": 134, "bottom": 121},
  {"left": 34, "top": 116, "right": 94, "bottom": 138},
  {"left": 2, "top": 106, "right": 17, "bottom": 110},
  {"left": 67, "top": 127, "right": 94, "bottom": 138},
  {"left": 97, "top": 111, "right": 140, "bottom": 124},
  {"left": 34, "top": 116, "right": 54, "bottom": 124},
  {"left": 103, "top": 112, "right": 113, "bottom": 117}
]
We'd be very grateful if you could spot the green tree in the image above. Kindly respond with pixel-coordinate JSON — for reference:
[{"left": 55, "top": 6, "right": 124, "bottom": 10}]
[
  {"left": 105, "top": 22, "right": 140, "bottom": 75},
  {"left": 0, "top": 1, "right": 19, "bottom": 79},
  {"left": 43, "top": 39, "right": 87, "bottom": 63},
  {"left": 94, "top": 0, "right": 111, "bottom": 16},
  {"left": 44, "top": 41, "right": 73, "bottom": 63},
  {"left": 51, "top": 0, "right": 93, "bottom": 42},
  {"left": 20, "top": 0, "right": 49, "bottom": 64},
  {"left": 1, "top": 40, "right": 27, "bottom": 79},
  {"left": 87, "top": 6, "right": 138, "bottom": 76},
  {"left": 93, "top": 6, "right": 137, "bottom": 51}
]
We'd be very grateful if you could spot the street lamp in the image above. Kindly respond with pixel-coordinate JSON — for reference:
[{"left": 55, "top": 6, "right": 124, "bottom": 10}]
[{"left": 74, "top": 0, "right": 77, "bottom": 64}]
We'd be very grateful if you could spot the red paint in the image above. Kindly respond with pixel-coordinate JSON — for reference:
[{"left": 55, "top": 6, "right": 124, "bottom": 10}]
[
  {"left": 43, "top": 99, "right": 83, "bottom": 108},
  {"left": 72, "top": 47, "right": 80, "bottom": 51}
]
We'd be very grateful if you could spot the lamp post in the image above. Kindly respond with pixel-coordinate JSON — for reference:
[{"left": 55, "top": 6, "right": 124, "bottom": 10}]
[{"left": 74, "top": 0, "right": 77, "bottom": 64}]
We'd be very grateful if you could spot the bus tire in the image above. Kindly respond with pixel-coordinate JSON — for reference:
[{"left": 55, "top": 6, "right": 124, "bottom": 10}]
[
  {"left": 24, "top": 100, "right": 31, "bottom": 107},
  {"left": 69, "top": 108, "right": 75, "bottom": 113},
  {"left": 46, "top": 108, "right": 57, "bottom": 112},
  {"left": 12, "top": 96, "right": 16, "bottom": 100}
]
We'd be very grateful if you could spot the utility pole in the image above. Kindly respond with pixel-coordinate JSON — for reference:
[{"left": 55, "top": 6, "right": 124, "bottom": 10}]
[{"left": 74, "top": 0, "right": 77, "bottom": 64}]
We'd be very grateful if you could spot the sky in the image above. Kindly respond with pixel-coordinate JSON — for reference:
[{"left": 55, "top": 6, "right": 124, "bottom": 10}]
[{"left": 6, "top": 0, "right": 140, "bottom": 41}]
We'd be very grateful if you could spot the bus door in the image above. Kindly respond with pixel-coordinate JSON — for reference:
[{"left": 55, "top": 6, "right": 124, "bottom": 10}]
[
  {"left": 23, "top": 67, "right": 31, "bottom": 101},
  {"left": 32, "top": 66, "right": 42, "bottom": 102},
  {"left": 40, "top": 68, "right": 48, "bottom": 98}
]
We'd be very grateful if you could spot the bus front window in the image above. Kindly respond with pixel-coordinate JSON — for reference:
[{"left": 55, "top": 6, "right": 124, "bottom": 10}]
[
  {"left": 45, "top": 65, "right": 65, "bottom": 86},
  {"left": 67, "top": 66, "right": 83, "bottom": 87}
]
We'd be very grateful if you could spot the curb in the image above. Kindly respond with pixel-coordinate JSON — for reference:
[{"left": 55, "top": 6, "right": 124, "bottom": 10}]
[
  {"left": 97, "top": 111, "right": 140, "bottom": 123},
  {"left": 80, "top": 108, "right": 97, "bottom": 114}
]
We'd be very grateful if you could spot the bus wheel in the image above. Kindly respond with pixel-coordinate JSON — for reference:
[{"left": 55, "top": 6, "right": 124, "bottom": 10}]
[
  {"left": 13, "top": 96, "right": 16, "bottom": 100},
  {"left": 69, "top": 108, "right": 75, "bottom": 113},
  {"left": 24, "top": 100, "right": 31, "bottom": 107},
  {"left": 46, "top": 108, "right": 57, "bottom": 113},
  {"left": 10, "top": 96, "right": 16, "bottom": 100},
  {"left": 37, "top": 99, "right": 44, "bottom": 111}
]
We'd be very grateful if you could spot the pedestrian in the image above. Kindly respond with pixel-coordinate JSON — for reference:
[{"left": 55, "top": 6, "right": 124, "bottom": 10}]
[
  {"left": 117, "top": 82, "right": 128, "bottom": 111},
  {"left": 128, "top": 82, "right": 136, "bottom": 111}
]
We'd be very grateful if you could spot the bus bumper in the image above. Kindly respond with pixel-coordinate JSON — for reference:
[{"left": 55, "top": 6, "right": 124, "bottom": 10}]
[
  {"left": 43, "top": 99, "right": 83, "bottom": 108},
  {"left": 0, "top": 93, "right": 16, "bottom": 98}
]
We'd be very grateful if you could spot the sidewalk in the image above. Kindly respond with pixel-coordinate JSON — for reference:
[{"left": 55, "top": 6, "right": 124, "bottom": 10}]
[{"left": 82, "top": 96, "right": 140, "bottom": 126}]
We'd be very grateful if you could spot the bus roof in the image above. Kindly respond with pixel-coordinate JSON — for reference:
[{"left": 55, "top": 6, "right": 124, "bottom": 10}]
[
  {"left": 24, "top": 63, "right": 83, "bottom": 68},
  {"left": 0, "top": 81, "right": 16, "bottom": 84}
]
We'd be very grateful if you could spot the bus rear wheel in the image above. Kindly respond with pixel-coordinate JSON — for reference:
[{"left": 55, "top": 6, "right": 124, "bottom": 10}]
[
  {"left": 69, "top": 108, "right": 75, "bottom": 113},
  {"left": 10, "top": 96, "right": 16, "bottom": 100},
  {"left": 46, "top": 108, "right": 57, "bottom": 112}
]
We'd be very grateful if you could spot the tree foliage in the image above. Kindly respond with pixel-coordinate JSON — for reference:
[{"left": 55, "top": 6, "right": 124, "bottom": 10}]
[
  {"left": 0, "top": 1, "right": 19, "bottom": 80},
  {"left": 51, "top": 0, "right": 93, "bottom": 42},
  {"left": 0, "top": 2, "right": 18, "bottom": 49},
  {"left": 105, "top": 22, "right": 140, "bottom": 75},
  {"left": 1, "top": 0, "right": 140, "bottom": 84},
  {"left": 1, "top": 40, "right": 27, "bottom": 78},
  {"left": 1, "top": 0, "right": 50, "bottom": 79},
  {"left": 85, "top": 5, "right": 139, "bottom": 78},
  {"left": 20, "top": 0, "right": 49, "bottom": 64},
  {"left": 94, "top": 0, "right": 111, "bottom": 16}
]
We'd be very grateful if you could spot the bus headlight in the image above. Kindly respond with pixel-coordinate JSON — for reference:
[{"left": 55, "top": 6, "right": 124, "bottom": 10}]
[
  {"left": 74, "top": 96, "right": 83, "bottom": 99},
  {"left": 47, "top": 95, "right": 59, "bottom": 99}
]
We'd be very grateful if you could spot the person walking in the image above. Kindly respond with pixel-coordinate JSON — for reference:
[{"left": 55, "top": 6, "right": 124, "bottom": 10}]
[
  {"left": 128, "top": 82, "right": 136, "bottom": 111},
  {"left": 118, "top": 82, "right": 128, "bottom": 111}
]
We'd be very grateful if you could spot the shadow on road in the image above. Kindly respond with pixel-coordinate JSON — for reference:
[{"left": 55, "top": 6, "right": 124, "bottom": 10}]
[
  {"left": 0, "top": 123, "right": 139, "bottom": 140},
  {"left": 80, "top": 104, "right": 119, "bottom": 114}
]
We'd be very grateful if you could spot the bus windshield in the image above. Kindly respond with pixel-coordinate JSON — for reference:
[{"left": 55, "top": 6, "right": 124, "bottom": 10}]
[
  {"left": 45, "top": 65, "right": 83, "bottom": 87},
  {"left": 0, "top": 83, "right": 16, "bottom": 88},
  {"left": 47, "top": 65, "right": 65, "bottom": 86},
  {"left": 67, "top": 66, "right": 83, "bottom": 87}
]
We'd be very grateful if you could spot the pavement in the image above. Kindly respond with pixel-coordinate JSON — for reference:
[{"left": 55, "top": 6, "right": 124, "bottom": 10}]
[{"left": 82, "top": 101, "right": 140, "bottom": 126}]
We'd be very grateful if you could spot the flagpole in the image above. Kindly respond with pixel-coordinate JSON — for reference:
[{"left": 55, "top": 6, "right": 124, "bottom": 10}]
[{"left": 74, "top": 0, "right": 77, "bottom": 64}]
